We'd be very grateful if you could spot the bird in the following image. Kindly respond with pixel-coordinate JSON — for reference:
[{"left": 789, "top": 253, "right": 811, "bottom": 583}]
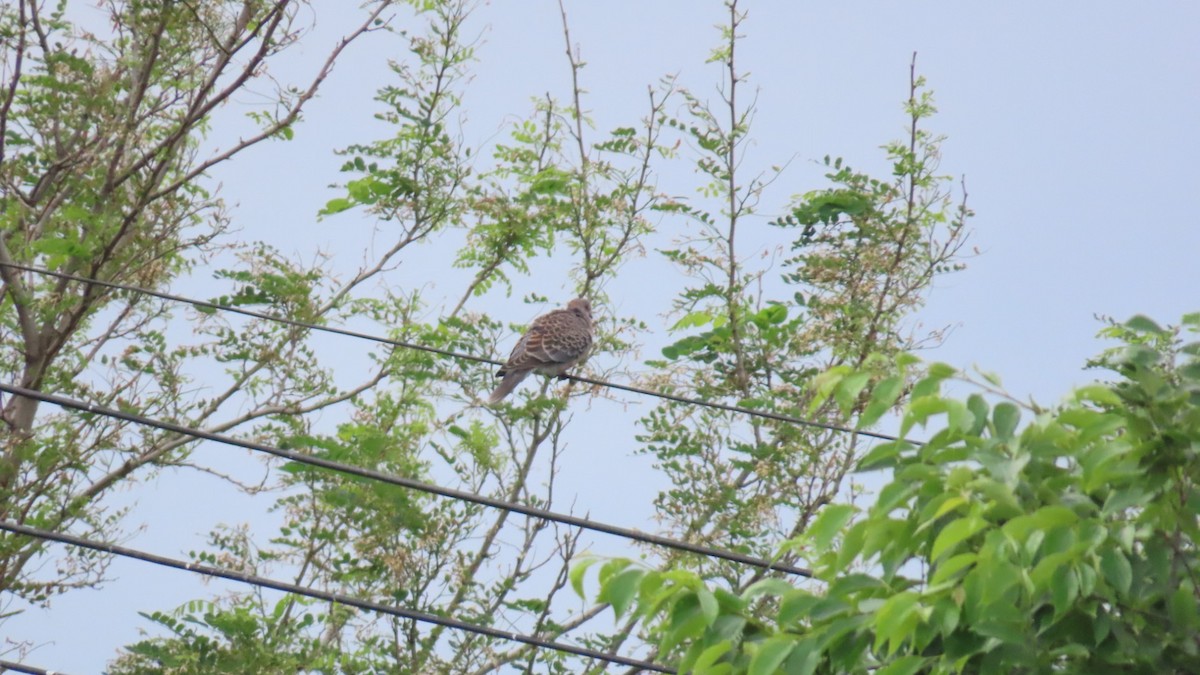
[{"left": 488, "top": 298, "right": 593, "bottom": 403}]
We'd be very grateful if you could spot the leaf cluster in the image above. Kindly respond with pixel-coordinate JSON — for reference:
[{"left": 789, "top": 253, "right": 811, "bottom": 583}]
[{"left": 587, "top": 313, "right": 1200, "bottom": 673}]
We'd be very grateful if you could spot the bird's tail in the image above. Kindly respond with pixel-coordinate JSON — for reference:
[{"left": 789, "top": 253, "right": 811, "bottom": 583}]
[{"left": 487, "top": 370, "right": 529, "bottom": 404}]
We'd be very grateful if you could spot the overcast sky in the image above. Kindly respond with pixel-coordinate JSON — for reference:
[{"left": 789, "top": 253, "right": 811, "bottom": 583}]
[{"left": 8, "top": 1, "right": 1200, "bottom": 671}]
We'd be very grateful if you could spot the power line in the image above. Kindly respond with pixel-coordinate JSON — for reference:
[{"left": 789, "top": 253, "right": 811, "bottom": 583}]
[
  {"left": 0, "top": 659, "right": 56, "bottom": 675},
  {"left": 0, "top": 521, "right": 674, "bottom": 674},
  {"left": 0, "top": 261, "right": 911, "bottom": 444},
  {"left": 0, "top": 383, "right": 813, "bottom": 577}
]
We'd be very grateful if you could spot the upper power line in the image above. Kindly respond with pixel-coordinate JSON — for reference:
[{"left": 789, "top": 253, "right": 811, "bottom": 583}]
[
  {"left": 0, "top": 520, "right": 675, "bottom": 674},
  {"left": 0, "top": 261, "right": 913, "bottom": 444},
  {"left": 0, "top": 382, "right": 813, "bottom": 577}
]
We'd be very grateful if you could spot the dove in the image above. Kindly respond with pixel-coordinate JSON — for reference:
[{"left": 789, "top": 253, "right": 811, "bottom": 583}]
[{"left": 488, "top": 298, "right": 593, "bottom": 403}]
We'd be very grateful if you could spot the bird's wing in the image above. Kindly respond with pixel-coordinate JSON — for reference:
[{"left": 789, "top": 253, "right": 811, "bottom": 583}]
[{"left": 502, "top": 309, "right": 591, "bottom": 372}]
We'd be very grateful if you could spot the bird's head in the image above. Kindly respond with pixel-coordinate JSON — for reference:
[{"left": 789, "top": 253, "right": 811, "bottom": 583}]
[{"left": 567, "top": 298, "right": 592, "bottom": 321}]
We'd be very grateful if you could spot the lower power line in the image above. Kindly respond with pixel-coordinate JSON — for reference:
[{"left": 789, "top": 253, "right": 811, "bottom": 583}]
[
  {"left": 0, "top": 520, "right": 674, "bottom": 673},
  {"left": 0, "top": 382, "right": 812, "bottom": 577},
  {"left": 0, "top": 659, "right": 55, "bottom": 675}
]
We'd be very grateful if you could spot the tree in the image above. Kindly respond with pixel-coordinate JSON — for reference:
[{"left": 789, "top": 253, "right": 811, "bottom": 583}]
[
  {"left": 110, "top": 0, "right": 673, "bottom": 669},
  {"left": 0, "top": 0, "right": 396, "bottom": 604},
  {"left": 584, "top": 313, "right": 1200, "bottom": 673},
  {"left": 3, "top": 0, "right": 972, "bottom": 671},
  {"left": 600, "top": 2, "right": 969, "bottom": 666}
]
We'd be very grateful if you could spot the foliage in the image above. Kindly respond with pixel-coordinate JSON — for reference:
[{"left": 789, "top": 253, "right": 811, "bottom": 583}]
[
  {"left": 116, "top": 528, "right": 382, "bottom": 674},
  {"left": 3, "top": 0, "right": 975, "bottom": 672},
  {"left": 0, "top": 0, "right": 394, "bottom": 607},
  {"left": 585, "top": 313, "right": 1200, "bottom": 673},
  {"left": 616, "top": 3, "right": 969, "bottom": 664},
  {"left": 109, "top": 0, "right": 670, "bottom": 671}
]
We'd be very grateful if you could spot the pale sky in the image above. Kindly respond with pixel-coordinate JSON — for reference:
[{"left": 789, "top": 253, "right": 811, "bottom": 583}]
[{"left": 7, "top": 1, "right": 1199, "bottom": 671}]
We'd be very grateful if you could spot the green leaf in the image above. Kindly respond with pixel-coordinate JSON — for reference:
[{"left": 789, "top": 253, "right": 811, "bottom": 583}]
[
  {"left": 1074, "top": 384, "right": 1122, "bottom": 407},
  {"left": 827, "top": 574, "right": 887, "bottom": 599},
  {"left": 1002, "top": 505, "right": 1078, "bottom": 543},
  {"left": 834, "top": 372, "right": 871, "bottom": 414},
  {"left": 529, "top": 168, "right": 570, "bottom": 194},
  {"left": 874, "top": 480, "right": 917, "bottom": 517},
  {"left": 1178, "top": 361, "right": 1200, "bottom": 382},
  {"left": 809, "top": 366, "right": 852, "bottom": 414},
  {"left": 1050, "top": 644, "right": 1091, "bottom": 660},
  {"left": 931, "top": 596, "right": 961, "bottom": 635},
  {"left": 861, "top": 375, "right": 904, "bottom": 427},
  {"left": 1101, "top": 486, "right": 1151, "bottom": 516},
  {"left": 600, "top": 568, "right": 645, "bottom": 618},
  {"left": 780, "top": 637, "right": 820, "bottom": 675},
  {"left": 931, "top": 553, "right": 977, "bottom": 586},
  {"left": 597, "top": 558, "right": 632, "bottom": 585},
  {"left": 742, "top": 578, "right": 797, "bottom": 601},
  {"left": 32, "top": 237, "right": 83, "bottom": 257},
  {"left": 1121, "top": 344, "right": 1161, "bottom": 369},
  {"left": 973, "top": 618, "right": 1026, "bottom": 645},
  {"left": 693, "top": 640, "right": 733, "bottom": 674},
  {"left": 671, "top": 310, "right": 714, "bottom": 330},
  {"left": 931, "top": 495, "right": 968, "bottom": 521},
  {"left": 749, "top": 636, "right": 796, "bottom": 675},
  {"left": 912, "top": 362, "right": 956, "bottom": 398},
  {"left": 319, "top": 197, "right": 354, "bottom": 216},
  {"left": 570, "top": 557, "right": 598, "bottom": 598},
  {"left": 1099, "top": 548, "right": 1132, "bottom": 595},
  {"left": 808, "top": 504, "right": 856, "bottom": 552},
  {"left": 1169, "top": 584, "right": 1198, "bottom": 630},
  {"left": 857, "top": 440, "right": 906, "bottom": 470},
  {"left": 808, "top": 596, "right": 853, "bottom": 622},
  {"left": 868, "top": 372, "right": 902, "bottom": 403},
  {"left": 1051, "top": 564, "right": 1079, "bottom": 617},
  {"left": 907, "top": 396, "right": 950, "bottom": 428},
  {"left": 697, "top": 588, "right": 719, "bottom": 626},
  {"left": 1032, "top": 551, "right": 1075, "bottom": 588},
  {"left": 59, "top": 204, "right": 91, "bottom": 221},
  {"left": 662, "top": 593, "right": 711, "bottom": 653},
  {"left": 1124, "top": 314, "right": 1165, "bottom": 334},
  {"left": 966, "top": 393, "right": 990, "bottom": 434},
  {"left": 873, "top": 592, "right": 920, "bottom": 655},
  {"left": 763, "top": 303, "right": 788, "bottom": 324},
  {"left": 947, "top": 399, "right": 973, "bottom": 433},
  {"left": 778, "top": 590, "right": 819, "bottom": 627},
  {"left": 931, "top": 515, "right": 987, "bottom": 561},
  {"left": 992, "top": 402, "right": 1020, "bottom": 439},
  {"left": 877, "top": 655, "right": 926, "bottom": 675}
]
